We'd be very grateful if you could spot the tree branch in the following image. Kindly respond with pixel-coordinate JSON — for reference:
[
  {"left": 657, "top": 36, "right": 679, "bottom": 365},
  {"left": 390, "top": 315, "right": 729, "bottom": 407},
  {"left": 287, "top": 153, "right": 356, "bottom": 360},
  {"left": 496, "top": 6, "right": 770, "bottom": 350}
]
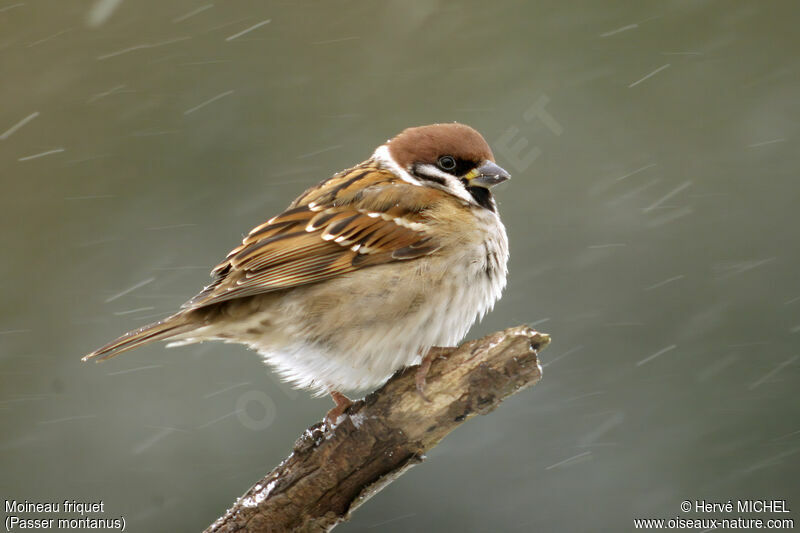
[{"left": 205, "top": 325, "right": 550, "bottom": 533}]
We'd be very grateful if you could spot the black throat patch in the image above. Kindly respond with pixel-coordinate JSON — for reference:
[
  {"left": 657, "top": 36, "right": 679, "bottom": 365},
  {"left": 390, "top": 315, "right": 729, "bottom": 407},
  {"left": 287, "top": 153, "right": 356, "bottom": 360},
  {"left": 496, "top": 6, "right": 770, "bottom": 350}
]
[{"left": 466, "top": 186, "right": 496, "bottom": 212}]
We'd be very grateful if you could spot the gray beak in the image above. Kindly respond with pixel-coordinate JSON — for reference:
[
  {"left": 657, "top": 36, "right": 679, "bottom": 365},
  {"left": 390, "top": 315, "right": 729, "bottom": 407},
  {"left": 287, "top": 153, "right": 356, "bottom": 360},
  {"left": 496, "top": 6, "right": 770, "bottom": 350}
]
[{"left": 469, "top": 160, "right": 511, "bottom": 188}]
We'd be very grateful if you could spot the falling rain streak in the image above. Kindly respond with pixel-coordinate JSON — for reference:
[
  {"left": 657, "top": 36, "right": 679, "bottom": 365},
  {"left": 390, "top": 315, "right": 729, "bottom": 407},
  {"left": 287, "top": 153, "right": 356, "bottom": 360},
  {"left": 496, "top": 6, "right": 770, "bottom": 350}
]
[{"left": 3, "top": 3, "right": 799, "bottom": 532}]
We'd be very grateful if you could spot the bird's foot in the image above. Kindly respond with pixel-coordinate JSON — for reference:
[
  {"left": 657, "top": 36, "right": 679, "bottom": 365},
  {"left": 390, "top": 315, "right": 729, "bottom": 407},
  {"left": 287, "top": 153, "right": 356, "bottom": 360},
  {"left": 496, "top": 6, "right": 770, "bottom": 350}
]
[
  {"left": 415, "top": 346, "right": 452, "bottom": 402},
  {"left": 325, "top": 390, "right": 353, "bottom": 426}
]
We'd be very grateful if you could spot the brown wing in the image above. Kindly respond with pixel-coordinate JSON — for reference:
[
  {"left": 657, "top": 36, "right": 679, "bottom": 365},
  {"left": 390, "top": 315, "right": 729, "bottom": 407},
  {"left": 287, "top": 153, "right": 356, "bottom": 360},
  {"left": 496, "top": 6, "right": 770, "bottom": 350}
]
[{"left": 183, "top": 162, "right": 442, "bottom": 309}]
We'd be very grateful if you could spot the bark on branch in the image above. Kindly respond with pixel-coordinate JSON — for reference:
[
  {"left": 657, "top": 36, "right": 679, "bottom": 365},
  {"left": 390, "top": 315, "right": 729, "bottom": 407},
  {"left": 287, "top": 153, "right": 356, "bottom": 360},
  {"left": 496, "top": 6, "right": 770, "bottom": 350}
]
[{"left": 205, "top": 325, "right": 550, "bottom": 533}]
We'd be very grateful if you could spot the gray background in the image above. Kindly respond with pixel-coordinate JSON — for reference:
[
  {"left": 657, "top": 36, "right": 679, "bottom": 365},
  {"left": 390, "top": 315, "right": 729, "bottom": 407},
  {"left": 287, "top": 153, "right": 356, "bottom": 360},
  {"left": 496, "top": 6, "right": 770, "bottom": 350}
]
[{"left": 2, "top": 0, "right": 799, "bottom": 531}]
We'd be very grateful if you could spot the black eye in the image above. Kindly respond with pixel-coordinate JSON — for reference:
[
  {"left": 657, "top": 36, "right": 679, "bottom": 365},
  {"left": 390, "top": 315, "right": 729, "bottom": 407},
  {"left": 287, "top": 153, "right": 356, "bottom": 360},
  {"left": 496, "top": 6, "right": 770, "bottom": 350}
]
[{"left": 437, "top": 156, "right": 456, "bottom": 171}]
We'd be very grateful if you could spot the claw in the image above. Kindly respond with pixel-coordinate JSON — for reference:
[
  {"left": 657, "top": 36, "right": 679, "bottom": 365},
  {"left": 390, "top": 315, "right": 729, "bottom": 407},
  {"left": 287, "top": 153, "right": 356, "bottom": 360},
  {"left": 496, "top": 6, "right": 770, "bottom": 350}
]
[
  {"left": 325, "top": 390, "right": 353, "bottom": 426},
  {"left": 415, "top": 347, "right": 451, "bottom": 402},
  {"left": 415, "top": 362, "right": 432, "bottom": 402}
]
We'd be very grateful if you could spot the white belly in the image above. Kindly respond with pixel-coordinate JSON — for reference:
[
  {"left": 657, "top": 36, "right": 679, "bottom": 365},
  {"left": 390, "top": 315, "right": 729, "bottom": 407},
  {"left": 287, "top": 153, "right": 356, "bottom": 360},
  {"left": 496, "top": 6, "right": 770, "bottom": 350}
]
[
  {"left": 175, "top": 211, "right": 509, "bottom": 395},
  {"left": 253, "top": 212, "right": 509, "bottom": 394}
]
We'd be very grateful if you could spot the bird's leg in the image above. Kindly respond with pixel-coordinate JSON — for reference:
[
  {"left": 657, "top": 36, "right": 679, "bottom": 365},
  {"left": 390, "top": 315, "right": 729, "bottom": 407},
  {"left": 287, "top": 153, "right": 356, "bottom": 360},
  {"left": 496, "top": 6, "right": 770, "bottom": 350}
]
[
  {"left": 325, "top": 390, "right": 353, "bottom": 425},
  {"left": 415, "top": 346, "right": 452, "bottom": 402}
]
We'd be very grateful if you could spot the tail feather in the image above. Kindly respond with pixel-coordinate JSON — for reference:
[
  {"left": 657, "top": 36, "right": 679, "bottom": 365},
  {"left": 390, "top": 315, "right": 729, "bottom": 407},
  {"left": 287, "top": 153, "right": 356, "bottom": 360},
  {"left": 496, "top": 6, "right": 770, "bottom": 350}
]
[{"left": 82, "top": 315, "right": 195, "bottom": 362}]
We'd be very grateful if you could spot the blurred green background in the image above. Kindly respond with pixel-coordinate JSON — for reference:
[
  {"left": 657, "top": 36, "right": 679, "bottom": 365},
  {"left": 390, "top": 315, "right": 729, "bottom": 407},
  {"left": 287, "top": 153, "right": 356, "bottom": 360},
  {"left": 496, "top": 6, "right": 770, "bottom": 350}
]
[{"left": 2, "top": 0, "right": 799, "bottom": 531}]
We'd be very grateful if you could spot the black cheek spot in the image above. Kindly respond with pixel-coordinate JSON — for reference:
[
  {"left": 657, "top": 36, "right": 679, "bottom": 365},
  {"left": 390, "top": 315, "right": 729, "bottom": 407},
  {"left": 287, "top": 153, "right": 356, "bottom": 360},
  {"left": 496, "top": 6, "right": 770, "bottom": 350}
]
[{"left": 411, "top": 163, "right": 446, "bottom": 185}]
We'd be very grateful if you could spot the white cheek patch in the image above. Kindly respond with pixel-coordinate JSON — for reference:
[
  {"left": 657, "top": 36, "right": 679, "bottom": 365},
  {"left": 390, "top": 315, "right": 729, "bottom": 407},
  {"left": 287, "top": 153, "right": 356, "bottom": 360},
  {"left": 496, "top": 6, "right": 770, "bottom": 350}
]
[
  {"left": 372, "top": 145, "right": 484, "bottom": 207},
  {"left": 414, "top": 163, "right": 475, "bottom": 204},
  {"left": 372, "top": 145, "right": 422, "bottom": 186}
]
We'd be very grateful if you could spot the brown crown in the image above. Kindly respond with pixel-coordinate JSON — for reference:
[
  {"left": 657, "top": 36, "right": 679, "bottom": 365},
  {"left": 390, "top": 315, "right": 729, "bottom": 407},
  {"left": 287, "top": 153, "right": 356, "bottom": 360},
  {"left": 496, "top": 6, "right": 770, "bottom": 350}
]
[{"left": 386, "top": 123, "right": 495, "bottom": 169}]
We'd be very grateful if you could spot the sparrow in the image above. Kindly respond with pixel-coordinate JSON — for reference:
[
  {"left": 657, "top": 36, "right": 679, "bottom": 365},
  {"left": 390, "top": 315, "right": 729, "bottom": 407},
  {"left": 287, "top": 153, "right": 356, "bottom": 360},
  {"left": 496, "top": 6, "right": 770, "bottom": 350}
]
[{"left": 83, "top": 123, "right": 510, "bottom": 420}]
